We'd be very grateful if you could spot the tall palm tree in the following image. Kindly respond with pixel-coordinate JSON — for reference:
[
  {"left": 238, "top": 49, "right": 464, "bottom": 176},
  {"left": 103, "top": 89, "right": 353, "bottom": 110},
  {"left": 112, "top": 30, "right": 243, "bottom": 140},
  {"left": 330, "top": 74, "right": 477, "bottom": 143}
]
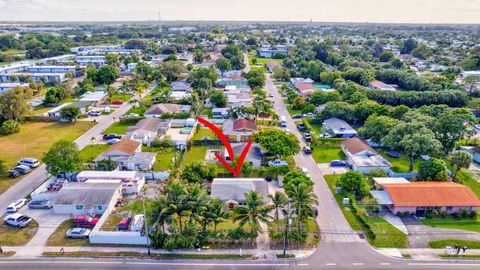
[
  {"left": 232, "top": 191, "right": 272, "bottom": 237},
  {"left": 288, "top": 183, "right": 318, "bottom": 233},
  {"left": 269, "top": 191, "right": 287, "bottom": 232},
  {"left": 162, "top": 181, "right": 190, "bottom": 232},
  {"left": 187, "top": 184, "right": 209, "bottom": 230},
  {"left": 207, "top": 198, "right": 229, "bottom": 232}
]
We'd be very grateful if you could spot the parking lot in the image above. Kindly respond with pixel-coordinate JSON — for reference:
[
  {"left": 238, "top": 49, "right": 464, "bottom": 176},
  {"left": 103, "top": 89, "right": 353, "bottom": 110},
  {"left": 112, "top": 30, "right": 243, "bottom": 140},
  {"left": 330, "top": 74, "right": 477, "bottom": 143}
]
[{"left": 317, "top": 163, "right": 350, "bottom": 175}]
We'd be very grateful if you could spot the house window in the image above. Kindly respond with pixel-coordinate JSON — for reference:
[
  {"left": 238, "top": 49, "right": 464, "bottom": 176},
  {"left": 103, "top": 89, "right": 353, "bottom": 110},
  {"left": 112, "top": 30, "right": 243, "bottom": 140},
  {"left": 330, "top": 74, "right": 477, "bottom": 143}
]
[
  {"left": 97, "top": 205, "right": 104, "bottom": 211},
  {"left": 75, "top": 205, "right": 83, "bottom": 211},
  {"left": 446, "top": 206, "right": 453, "bottom": 212}
]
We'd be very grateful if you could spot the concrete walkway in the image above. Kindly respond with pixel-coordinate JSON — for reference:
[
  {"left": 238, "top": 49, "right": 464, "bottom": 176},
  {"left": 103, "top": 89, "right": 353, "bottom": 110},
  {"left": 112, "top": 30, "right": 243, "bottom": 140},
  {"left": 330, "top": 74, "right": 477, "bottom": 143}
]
[
  {"left": 394, "top": 248, "right": 480, "bottom": 260},
  {"left": 383, "top": 213, "right": 409, "bottom": 234}
]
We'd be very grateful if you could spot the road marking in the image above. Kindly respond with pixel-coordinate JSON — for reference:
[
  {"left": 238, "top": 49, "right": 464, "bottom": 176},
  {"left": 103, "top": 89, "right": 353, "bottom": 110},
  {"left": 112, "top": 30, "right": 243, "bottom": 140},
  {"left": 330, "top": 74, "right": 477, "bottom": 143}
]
[
  {"left": 408, "top": 263, "right": 480, "bottom": 266},
  {"left": 352, "top": 262, "right": 364, "bottom": 265},
  {"left": 325, "top": 263, "right": 337, "bottom": 266},
  {"left": 0, "top": 261, "right": 124, "bottom": 264},
  {"left": 125, "top": 262, "right": 290, "bottom": 266},
  {"left": 297, "top": 263, "right": 309, "bottom": 266},
  {"left": 381, "top": 263, "right": 391, "bottom": 265}
]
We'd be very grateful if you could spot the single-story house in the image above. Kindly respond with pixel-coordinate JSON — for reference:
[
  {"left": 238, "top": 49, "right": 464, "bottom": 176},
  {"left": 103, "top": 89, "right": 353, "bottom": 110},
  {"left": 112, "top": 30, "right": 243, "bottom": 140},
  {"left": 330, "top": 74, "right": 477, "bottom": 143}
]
[
  {"left": 95, "top": 139, "right": 142, "bottom": 166},
  {"left": 227, "top": 92, "right": 253, "bottom": 107},
  {"left": 265, "top": 61, "right": 281, "bottom": 72},
  {"left": 341, "top": 138, "right": 391, "bottom": 174},
  {"left": 372, "top": 177, "right": 410, "bottom": 189},
  {"left": 0, "top": 82, "right": 29, "bottom": 94},
  {"left": 76, "top": 171, "right": 145, "bottom": 195},
  {"left": 323, "top": 118, "right": 357, "bottom": 138},
  {"left": 52, "top": 182, "right": 122, "bottom": 215},
  {"left": 370, "top": 182, "right": 480, "bottom": 216},
  {"left": 223, "top": 119, "right": 257, "bottom": 142},
  {"left": 368, "top": 80, "right": 397, "bottom": 91},
  {"left": 217, "top": 75, "right": 248, "bottom": 87},
  {"left": 295, "top": 83, "right": 316, "bottom": 96},
  {"left": 79, "top": 91, "right": 108, "bottom": 106},
  {"left": 144, "top": 103, "right": 191, "bottom": 118},
  {"left": 225, "top": 143, "right": 263, "bottom": 169},
  {"left": 211, "top": 178, "right": 270, "bottom": 208},
  {"left": 212, "top": 107, "right": 229, "bottom": 118},
  {"left": 125, "top": 152, "right": 157, "bottom": 171},
  {"left": 126, "top": 118, "right": 166, "bottom": 143}
]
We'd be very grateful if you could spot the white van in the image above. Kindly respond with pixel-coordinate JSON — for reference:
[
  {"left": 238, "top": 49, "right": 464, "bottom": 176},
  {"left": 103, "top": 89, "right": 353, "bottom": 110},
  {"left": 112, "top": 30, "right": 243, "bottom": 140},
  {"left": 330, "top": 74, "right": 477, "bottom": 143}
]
[
  {"left": 18, "top": 158, "right": 40, "bottom": 168},
  {"left": 130, "top": 214, "right": 144, "bottom": 232},
  {"left": 280, "top": 115, "right": 287, "bottom": 127}
]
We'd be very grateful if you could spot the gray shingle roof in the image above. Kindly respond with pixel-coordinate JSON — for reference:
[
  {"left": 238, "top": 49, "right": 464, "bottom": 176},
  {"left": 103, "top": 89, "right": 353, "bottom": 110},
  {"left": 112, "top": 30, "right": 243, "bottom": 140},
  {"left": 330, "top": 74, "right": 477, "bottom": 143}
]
[
  {"left": 211, "top": 178, "right": 269, "bottom": 203},
  {"left": 52, "top": 182, "right": 121, "bottom": 209}
]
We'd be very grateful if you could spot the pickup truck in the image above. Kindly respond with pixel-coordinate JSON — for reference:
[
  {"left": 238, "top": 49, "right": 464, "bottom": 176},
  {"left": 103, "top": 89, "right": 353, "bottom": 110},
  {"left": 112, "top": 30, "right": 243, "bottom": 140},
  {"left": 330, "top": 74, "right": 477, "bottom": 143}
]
[{"left": 267, "top": 159, "right": 289, "bottom": 166}]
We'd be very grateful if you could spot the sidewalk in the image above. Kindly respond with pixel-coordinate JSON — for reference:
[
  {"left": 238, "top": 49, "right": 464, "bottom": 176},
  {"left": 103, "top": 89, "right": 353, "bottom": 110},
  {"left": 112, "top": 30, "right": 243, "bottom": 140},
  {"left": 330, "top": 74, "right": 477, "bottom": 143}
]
[
  {"left": 1, "top": 245, "right": 315, "bottom": 260},
  {"left": 378, "top": 248, "right": 480, "bottom": 260}
]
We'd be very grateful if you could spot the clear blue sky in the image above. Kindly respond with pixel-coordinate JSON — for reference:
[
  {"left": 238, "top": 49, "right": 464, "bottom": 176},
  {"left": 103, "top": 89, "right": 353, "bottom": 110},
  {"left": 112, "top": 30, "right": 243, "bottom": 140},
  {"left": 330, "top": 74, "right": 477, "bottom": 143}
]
[{"left": 0, "top": 0, "right": 479, "bottom": 23}]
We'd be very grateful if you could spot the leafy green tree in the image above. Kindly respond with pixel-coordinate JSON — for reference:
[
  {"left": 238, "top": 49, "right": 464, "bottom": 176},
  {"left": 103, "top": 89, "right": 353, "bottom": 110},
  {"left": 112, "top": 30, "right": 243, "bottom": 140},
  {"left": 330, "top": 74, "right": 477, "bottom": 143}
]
[
  {"left": 182, "top": 161, "right": 217, "bottom": 183},
  {"left": 157, "top": 61, "right": 187, "bottom": 81},
  {"left": 418, "top": 158, "right": 448, "bottom": 181},
  {"left": 338, "top": 171, "right": 370, "bottom": 197},
  {"left": 401, "top": 38, "right": 418, "bottom": 54},
  {"left": 269, "top": 192, "right": 287, "bottom": 232},
  {"left": 288, "top": 183, "right": 318, "bottom": 233},
  {"left": 360, "top": 115, "right": 397, "bottom": 144},
  {"left": 342, "top": 67, "right": 374, "bottom": 86},
  {"left": 245, "top": 70, "right": 265, "bottom": 89},
  {"left": 188, "top": 67, "right": 219, "bottom": 89},
  {"left": 232, "top": 191, "right": 271, "bottom": 237},
  {"left": 96, "top": 159, "right": 119, "bottom": 171},
  {"left": 283, "top": 171, "right": 314, "bottom": 197},
  {"left": 0, "top": 87, "right": 32, "bottom": 120},
  {"left": 207, "top": 198, "right": 229, "bottom": 232},
  {"left": 215, "top": 58, "right": 232, "bottom": 73},
  {"left": 450, "top": 151, "right": 472, "bottom": 181},
  {"left": 42, "top": 140, "right": 83, "bottom": 175},
  {"left": 60, "top": 105, "right": 81, "bottom": 122},
  {"left": 209, "top": 90, "right": 227, "bottom": 108},
  {"left": 95, "top": 65, "right": 119, "bottom": 85},
  {"left": 434, "top": 111, "right": 469, "bottom": 156},
  {"left": 0, "top": 120, "right": 21, "bottom": 135},
  {"left": 254, "top": 129, "right": 300, "bottom": 157},
  {"left": 291, "top": 96, "right": 306, "bottom": 110},
  {"left": 379, "top": 51, "right": 394, "bottom": 62}
]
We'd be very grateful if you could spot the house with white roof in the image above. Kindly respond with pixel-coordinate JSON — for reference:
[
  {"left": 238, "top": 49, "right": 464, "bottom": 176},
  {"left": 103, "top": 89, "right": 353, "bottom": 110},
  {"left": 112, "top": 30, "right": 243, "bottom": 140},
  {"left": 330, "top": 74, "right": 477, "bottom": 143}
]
[
  {"left": 341, "top": 138, "right": 391, "bottom": 174},
  {"left": 76, "top": 171, "right": 145, "bottom": 195},
  {"left": 211, "top": 178, "right": 270, "bottom": 208},
  {"left": 323, "top": 118, "right": 357, "bottom": 138}
]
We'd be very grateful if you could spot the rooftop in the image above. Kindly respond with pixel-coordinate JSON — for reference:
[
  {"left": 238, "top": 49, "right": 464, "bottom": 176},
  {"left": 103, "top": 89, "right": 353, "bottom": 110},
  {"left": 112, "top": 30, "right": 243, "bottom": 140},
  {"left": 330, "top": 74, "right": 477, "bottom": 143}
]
[
  {"left": 105, "top": 139, "right": 141, "bottom": 155},
  {"left": 211, "top": 178, "right": 269, "bottom": 203},
  {"left": 52, "top": 182, "right": 121, "bottom": 209}
]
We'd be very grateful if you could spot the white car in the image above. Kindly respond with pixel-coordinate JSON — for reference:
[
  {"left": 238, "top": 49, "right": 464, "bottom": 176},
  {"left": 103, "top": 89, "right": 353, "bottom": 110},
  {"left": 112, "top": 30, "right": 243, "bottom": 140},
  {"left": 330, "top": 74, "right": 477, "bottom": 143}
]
[
  {"left": 4, "top": 213, "right": 32, "bottom": 228},
  {"left": 6, "top": 199, "right": 28, "bottom": 213},
  {"left": 268, "top": 159, "right": 289, "bottom": 166},
  {"left": 301, "top": 167, "right": 310, "bottom": 177},
  {"left": 88, "top": 110, "right": 101, "bottom": 117},
  {"left": 107, "top": 138, "right": 121, "bottom": 145},
  {"left": 18, "top": 158, "right": 40, "bottom": 168},
  {"left": 124, "top": 113, "right": 139, "bottom": 118},
  {"left": 66, "top": 228, "right": 91, "bottom": 238}
]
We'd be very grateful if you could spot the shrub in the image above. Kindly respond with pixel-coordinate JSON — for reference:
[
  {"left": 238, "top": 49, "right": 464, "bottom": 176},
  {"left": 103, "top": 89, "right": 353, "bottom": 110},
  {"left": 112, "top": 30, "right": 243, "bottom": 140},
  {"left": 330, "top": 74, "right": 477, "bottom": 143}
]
[{"left": 0, "top": 120, "right": 21, "bottom": 135}]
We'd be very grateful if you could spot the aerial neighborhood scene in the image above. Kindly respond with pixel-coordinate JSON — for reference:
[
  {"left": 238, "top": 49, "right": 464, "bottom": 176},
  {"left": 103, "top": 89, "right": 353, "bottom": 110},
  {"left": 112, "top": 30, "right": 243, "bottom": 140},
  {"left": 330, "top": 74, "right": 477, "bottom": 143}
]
[{"left": 1, "top": 1, "right": 480, "bottom": 269}]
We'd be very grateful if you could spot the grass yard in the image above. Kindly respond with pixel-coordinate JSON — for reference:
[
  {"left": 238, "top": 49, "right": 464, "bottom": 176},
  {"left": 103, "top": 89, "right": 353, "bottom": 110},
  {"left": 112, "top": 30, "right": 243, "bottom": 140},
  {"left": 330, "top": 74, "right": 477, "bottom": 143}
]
[
  {"left": 420, "top": 216, "right": 480, "bottom": 233},
  {"left": 377, "top": 149, "right": 420, "bottom": 172},
  {"left": 43, "top": 251, "right": 251, "bottom": 259},
  {"left": 104, "top": 120, "right": 139, "bottom": 134},
  {"left": 323, "top": 174, "right": 408, "bottom": 248},
  {"left": 0, "top": 220, "right": 38, "bottom": 246},
  {"left": 268, "top": 218, "right": 320, "bottom": 249},
  {"left": 182, "top": 145, "right": 213, "bottom": 167},
  {"left": 47, "top": 219, "right": 90, "bottom": 246},
  {"left": 248, "top": 55, "right": 283, "bottom": 65},
  {"left": 142, "top": 145, "right": 181, "bottom": 171},
  {"left": 192, "top": 128, "right": 218, "bottom": 140},
  {"left": 0, "top": 121, "right": 96, "bottom": 193},
  {"left": 311, "top": 146, "right": 345, "bottom": 163},
  {"left": 108, "top": 94, "right": 133, "bottom": 102},
  {"left": 79, "top": 144, "right": 110, "bottom": 163},
  {"left": 127, "top": 105, "right": 147, "bottom": 116},
  {"left": 458, "top": 170, "right": 480, "bottom": 198},
  {"left": 429, "top": 239, "right": 480, "bottom": 249},
  {"left": 287, "top": 106, "right": 302, "bottom": 117}
]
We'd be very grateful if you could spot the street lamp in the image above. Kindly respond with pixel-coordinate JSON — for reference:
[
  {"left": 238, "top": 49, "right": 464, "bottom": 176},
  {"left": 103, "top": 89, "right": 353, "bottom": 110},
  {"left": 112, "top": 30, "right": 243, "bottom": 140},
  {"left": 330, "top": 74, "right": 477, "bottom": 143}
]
[{"left": 142, "top": 198, "right": 151, "bottom": 256}]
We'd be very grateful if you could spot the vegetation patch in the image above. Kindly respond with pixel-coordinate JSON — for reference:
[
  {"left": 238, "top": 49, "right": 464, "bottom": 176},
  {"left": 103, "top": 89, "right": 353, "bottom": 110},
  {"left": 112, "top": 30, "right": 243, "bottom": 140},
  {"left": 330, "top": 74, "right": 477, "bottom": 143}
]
[{"left": 0, "top": 220, "right": 39, "bottom": 246}]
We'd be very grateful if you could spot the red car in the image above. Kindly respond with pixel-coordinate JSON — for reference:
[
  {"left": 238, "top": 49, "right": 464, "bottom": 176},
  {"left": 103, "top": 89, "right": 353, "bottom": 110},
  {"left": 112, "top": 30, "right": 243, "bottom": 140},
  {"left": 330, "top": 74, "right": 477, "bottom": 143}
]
[
  {"left": 73, "top": 215, "right": 100, "bottom": 228},
  {"left": 110, "top": 100, "right": 123, "bottom": 105},
  {"left": 117, "top": 216, "right": 131, "bottom": 231}
]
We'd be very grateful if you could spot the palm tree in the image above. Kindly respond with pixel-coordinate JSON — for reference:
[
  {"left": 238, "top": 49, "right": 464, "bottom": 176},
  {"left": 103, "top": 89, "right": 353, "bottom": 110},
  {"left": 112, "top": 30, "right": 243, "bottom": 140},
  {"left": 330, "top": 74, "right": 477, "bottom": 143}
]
[
  {"left": 187, "top": 184, "right": 209, "bottom": 231},
  {"left": 208, "top": 199, "right": 229, "bottom": 232},
  {"left": 162, "top": 181, "right": 190, "bottom": 233},
  {"left": 288, "top": 183, "right": 318, "bottom": 233},
  {"left": 232, "top": 191, "right": 272, "bottom": 237},
  {"left": 269, "top": 191, "right": 287, "bottom": 232}
]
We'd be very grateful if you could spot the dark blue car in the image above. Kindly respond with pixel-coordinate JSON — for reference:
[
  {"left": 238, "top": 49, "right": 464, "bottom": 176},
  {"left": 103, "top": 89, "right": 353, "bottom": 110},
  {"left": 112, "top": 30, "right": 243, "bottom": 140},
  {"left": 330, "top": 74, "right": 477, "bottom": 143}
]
[{"left": 330, "top": 160, "right": 346, "bottom": 167}]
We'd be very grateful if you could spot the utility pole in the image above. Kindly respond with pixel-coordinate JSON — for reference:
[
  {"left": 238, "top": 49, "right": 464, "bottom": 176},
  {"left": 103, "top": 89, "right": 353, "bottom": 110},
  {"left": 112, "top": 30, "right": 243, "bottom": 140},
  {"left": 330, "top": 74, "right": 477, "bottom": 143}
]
[
  {"left": 283, "top": 201, "right": 291, "bottom": 257},
  {"left": 142, "top": 198, "right": 151, "bottom": 256}
]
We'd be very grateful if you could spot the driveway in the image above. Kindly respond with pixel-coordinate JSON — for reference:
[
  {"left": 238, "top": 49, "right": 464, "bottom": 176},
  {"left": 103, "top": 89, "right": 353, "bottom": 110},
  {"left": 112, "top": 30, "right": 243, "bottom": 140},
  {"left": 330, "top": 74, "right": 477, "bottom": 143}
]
[
  {"left": 401, "top": 216, "right": 480, "bottom": 248},
  {"left": 318, "top": 163, "right": 350, "bottom": 175}
]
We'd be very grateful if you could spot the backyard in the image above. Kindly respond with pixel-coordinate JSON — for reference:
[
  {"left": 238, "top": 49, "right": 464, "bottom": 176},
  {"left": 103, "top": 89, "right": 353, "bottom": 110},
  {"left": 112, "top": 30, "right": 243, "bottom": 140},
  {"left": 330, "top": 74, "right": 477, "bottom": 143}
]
[
  {"left": 377, "top": 149, "right": 421, "bottom": 172},
  {"left": 311, "top": 146, "right": 345, "bottom": 163},
  {"left": 324, "top": 174, "right": 408, "bottom": 248},
  {"left": 79, "top": 144, "right": 109, "bottom": 163},
  {"left": 142, "top": 145, "right": 182, "bottom": 171},
  {"left": 0, "top": 121, "right": 96, "bottom": 193},
  {"left": 103, "top": 119, "right": 140, "bottom": 134}
]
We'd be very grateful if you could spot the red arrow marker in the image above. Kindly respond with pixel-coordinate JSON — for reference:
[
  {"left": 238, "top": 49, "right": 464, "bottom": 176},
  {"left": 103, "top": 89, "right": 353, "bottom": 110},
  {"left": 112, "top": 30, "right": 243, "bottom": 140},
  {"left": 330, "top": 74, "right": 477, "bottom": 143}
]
[{"left": 197, "top": 117, "right": 252, "bottom": 177}]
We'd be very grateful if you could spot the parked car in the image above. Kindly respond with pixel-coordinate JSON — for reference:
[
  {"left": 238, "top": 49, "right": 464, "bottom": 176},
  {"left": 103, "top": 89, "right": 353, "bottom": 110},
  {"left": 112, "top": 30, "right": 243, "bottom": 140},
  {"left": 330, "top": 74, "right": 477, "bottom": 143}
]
[
  {"left": 268, "top": 93, "right": 274, "bottom": 98},
  {"left": 18, "top": 158, "right": 40, "bottom": 168},
  {"left": 303, "top": 132, "right": 312, "bottom": 142},
  {"left": 88, "top": 110, "right": 101, "bottom": 117},
  {"left": 12, "top": 165, "right": 31, "bottom": 175},
  {"left": 66, "top": 228, "right": 91, "bottom": 238},
  {"left": 117, "top": 216, "right": 132, "bottom": 231},
  {"left": 285, "top": 128, "right": 291, "bottom": 134},
  {"left": 4, "top": 213, "right": 32, "bottom": 228},
  {"left": 303, "top": 146, "right": 312, "bottom": 154},
  {"left": 303, "top": 112, "right": 314, "bottom": 118},
  {"left": 387, "top": 151, "right": 401, "bottom": 158},
  {"left": 292, "top": 114, "right": 303, "bottom": 119},
  {"left": 107, "top": 138, "right": 121, "bottom": 145},
  {"left": 110, "top": 100, "right": 124, "bottom": 105},
  {"left": 103, "top": 133, "right": 121, "bottom": 140},
  {"left": 330, "top": 160, "right": 347, "bottom": 167},
  {"left": 297, "top": 123, "right": 306, "bottom": 131},
  {"left": 267, "top": 159, "right": 289, "bottom": 166},
  {"left": 73, "top": 215, "right": 100, "bottom": 228},
  {"left": 7, "top": 170, "right": 20, "bottom": 178},
  {"left": 124, "top": 113, "right": 139, "bottom": 118},
  {"left": 301, "top": 167, "right": 310, "bottom": 177},
  {"left": 318, "top": 133, "right": 333, "bottom": 138},
  {"left": 6, "top": 199, "right": 28, "bottom": 213},
  {"left": 28, "top": 200, "right": 53, "bottom": 210},
  {"left": 130, "top": 214, "right": 144, "bottom": 232}
]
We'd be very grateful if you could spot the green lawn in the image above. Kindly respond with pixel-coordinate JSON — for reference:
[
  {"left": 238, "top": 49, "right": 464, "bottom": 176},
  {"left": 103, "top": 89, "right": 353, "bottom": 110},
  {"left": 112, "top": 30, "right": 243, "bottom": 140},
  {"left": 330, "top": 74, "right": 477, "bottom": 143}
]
[
  {"left": 127, "top": 105, "right": 147, "bottom": 116},
  {"left": 268, "top": 218, "right": 320, "bottom": 249},
  {"left": 311, "top": 146, "right": 345, "bottom": 163},
  {"left": 377, "top": 149, "right": 420, "bottom": 172},
  {"left": 0, "top": 121, "right": 96, "bottom": 193},
  {"left": 192, "top": 128, "right": 218, "bottom": 140},
  {"left": 429, "top": 239, "right": 480, "bottom": 249},
  {"left": 108, "top": 94, "right": 133, "bottom": 102},
  {"left": 142, "top": 145, "right": 181, "bottom": 171},
  {"left": 248, "top": 54, "right": 283, "bottom": 65},
  {"left": 0, "top": 220, "right": 38, "bottom": 246},
  {"left": 104, "top": 120, "right": 139, "bottom": 134},
  {"left": 182, "top": 145, "right": 217, "bottom": 167},
  {"left": 420, "top": 216, "right": 480, "bottom": 233},
  {"left": 79, "top": 144, "right": 109, "bottom": 162},
  {"left": 324, "top": 174, "right": 408, "bottom": 248},
  {"left": 457, "top": 170, "right": 480, "bottom": 198},
  {"left": 287, "top": 106, "right": 302, "bottom": 117},
  {"left": 46, "top": 219, "right": 89, "bottom": 246}
]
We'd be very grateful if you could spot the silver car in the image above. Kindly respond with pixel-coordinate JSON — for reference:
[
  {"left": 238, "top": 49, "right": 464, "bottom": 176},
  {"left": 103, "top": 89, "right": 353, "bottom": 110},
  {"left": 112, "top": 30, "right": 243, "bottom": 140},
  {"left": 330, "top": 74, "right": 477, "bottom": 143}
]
[
  {"left": 66, "top": 227, "right": 91, "bottom": 238},
  {"left": 28, "top": 200, "right": 53, "bottom": 209}
]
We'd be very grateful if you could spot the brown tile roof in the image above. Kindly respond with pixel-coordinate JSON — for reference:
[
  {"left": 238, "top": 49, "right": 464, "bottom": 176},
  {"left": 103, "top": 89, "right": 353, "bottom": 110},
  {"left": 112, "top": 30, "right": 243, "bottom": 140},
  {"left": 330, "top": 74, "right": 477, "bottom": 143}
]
[
  {"left": 383, "top": 182, "right": 480, "bottom": 207},
  {"left": 127, "top": 118, "right": 162, "bottom": 133},
  {"left": 105, "top": 139, "right": 141, "bottom": 155},
  {"left": 341, "top": 137, "right": 376, "bottom": 155},
  {"left": 233, "top": 119, "right": 257, "bottom": 131},
  {"left": 295, "top": 83, "right": 315, "bottom": 91}
]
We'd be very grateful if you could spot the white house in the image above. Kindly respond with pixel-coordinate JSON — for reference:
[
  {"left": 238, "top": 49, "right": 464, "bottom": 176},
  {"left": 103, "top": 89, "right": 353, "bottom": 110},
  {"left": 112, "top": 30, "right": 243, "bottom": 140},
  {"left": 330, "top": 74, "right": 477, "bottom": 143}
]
[
  {"left": 27, "top": 66, "right": 76, "bottom": 73},
  {"left": 323, "top": 118, "right": 357, "bottom": 138},
  {"left": 341, "top": 138, "right": 391, "bottom": 174},
  {"left": 211, "top": 178, "right": 269, "bottom": 208},
  {"left": 76, "top": 171, "right": 145, "bottom": 195}
]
